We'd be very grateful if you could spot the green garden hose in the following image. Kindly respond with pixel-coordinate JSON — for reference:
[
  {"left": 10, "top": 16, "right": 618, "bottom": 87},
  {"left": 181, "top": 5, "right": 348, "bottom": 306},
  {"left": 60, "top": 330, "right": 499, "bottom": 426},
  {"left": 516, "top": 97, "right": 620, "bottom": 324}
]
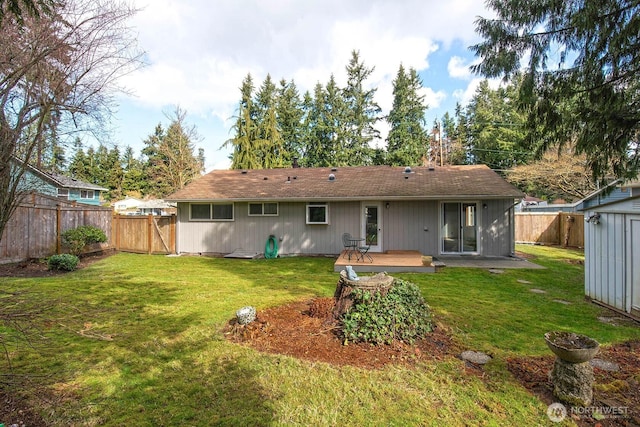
[{"left": 265, "top": 235, "right": 278, "bottom": 259}]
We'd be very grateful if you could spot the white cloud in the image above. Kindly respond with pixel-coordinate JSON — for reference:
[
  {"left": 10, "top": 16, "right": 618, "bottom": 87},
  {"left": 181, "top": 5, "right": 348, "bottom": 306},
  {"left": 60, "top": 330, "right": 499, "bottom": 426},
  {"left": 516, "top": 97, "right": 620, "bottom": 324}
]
[
  {"left": 423, "top": 87, "right": 447, "bottom": 110},
  {"left": 117, "top": 0, "right": 494, "bottom": 167},
  {"left": 124, "top": 0, "right": 489, "bottom": 116},
  {"left": 448, "top": 56, "right": 474, "bottom": 80},
  {"left": 452, "top": 77, "right": 503, "bottom": 106}
]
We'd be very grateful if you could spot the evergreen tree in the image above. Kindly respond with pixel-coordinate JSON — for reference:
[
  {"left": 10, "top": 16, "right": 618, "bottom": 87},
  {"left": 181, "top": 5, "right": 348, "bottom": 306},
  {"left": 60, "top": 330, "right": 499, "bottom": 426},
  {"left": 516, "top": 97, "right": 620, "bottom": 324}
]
[
  {"left": 276, "top": 78, "right": 305, "bottom": 165},
  {"left": 342, "top": 50, "right": 381, "bottom": 165},
  {"left": 472, "top": 0, "right": 640, "bottom": 182},
  {"left": 386, "top": 64, "right": 429, "bottom": 166},
  {"left": 302, "top": 81, "right": 340, "bottom": 167},
  {"left": 225, "top": 73, "right": 262, "bottom": 169},
  {"left": 121, "top": 145, "right": 145, "bottom": 197},
  {"left": 324, "top": 75, "right": 348, "bottom": 165},
  {"left": 141, "top": 124, "right": 166, "bottom": 195},
  {"left": 143, "top": 108, "right": 203, "bottom": 197},
  {"left": 255, "top": 74, "right": 286, "bottom": 167},
  {"left": 464, "top": 78, "right": 528, "bottom": 170},
  {"left": 104, "top": 145, "right": 123, "bottom": 201},
  {"left": 67, "top": 138, "right": 90, "bottom": 181},
  {"left": 449, "top": 103, "right": 470, "bottom": 165}
]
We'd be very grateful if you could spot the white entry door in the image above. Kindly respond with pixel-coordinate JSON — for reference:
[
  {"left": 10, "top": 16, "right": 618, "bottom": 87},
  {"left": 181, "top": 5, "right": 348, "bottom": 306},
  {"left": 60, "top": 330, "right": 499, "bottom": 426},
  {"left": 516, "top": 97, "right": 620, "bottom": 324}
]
[{"left": 361, "top": 202, "right": 382, "bottom": 252}]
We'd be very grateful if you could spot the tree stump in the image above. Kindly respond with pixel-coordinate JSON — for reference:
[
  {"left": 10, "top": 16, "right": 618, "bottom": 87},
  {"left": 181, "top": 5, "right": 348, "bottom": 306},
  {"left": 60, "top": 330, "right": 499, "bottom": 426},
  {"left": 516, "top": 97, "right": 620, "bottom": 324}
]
[{"left": 332, "top": 271, "right": 394, "bottom": 320}]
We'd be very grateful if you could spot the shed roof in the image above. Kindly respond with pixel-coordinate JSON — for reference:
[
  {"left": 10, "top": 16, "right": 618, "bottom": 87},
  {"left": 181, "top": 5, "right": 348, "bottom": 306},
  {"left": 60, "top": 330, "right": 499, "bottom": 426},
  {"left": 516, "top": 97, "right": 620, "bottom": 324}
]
[{"left": 167, "top": 164, "right": 524, "bottom": 202}]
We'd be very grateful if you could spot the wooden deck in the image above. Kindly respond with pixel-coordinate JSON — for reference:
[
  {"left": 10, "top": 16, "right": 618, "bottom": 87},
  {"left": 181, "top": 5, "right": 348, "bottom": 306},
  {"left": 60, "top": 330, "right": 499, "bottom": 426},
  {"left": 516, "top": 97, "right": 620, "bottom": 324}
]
[{"left": 334, "top": 250, "right": 436, "bottom": 273}]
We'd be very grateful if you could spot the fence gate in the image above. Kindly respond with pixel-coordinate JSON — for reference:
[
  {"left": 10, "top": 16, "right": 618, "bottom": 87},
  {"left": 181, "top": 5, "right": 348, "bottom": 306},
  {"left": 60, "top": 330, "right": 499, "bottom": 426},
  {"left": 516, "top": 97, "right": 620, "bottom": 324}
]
[{"left": 111, "top": 214, "right": 176, "bottom": 255}]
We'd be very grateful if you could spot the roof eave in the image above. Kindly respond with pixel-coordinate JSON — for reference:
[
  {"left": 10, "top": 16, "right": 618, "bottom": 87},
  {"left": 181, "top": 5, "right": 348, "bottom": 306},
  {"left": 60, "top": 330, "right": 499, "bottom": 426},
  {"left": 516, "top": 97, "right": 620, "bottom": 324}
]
[{"left": 167, "top": 194, "right": 523, "bottom": 203}]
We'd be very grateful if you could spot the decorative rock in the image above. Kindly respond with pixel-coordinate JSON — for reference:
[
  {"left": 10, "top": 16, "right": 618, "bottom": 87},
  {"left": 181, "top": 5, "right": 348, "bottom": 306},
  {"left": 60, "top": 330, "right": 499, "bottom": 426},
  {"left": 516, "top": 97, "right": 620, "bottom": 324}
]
[
  {"left": 549, "top": 358, "right": 594, "bottom": 406},
  {"left": 488, "top": 269, "right": 504, "bottom": 274},
  {"left": 590, "top": 358, "right": 620, "bottom": 372},
  {"left": 530, "top": 288, "right": 547, "bottom": 294},
  {"left": 517, "top": 279, "right": 532, "bottom": 284},
  {"left": 236, "top": 306, "right": 256, "bottom": 325},
  {"left": 460, "top": 350, "right": 492, "bottom": 365}
]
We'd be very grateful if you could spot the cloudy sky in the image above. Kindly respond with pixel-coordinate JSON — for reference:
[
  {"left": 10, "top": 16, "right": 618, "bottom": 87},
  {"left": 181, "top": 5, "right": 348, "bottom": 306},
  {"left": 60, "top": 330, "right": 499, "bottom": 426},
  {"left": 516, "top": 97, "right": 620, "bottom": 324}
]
[{"left": 112, "top": 0, "right": 494, "bottom": 170}]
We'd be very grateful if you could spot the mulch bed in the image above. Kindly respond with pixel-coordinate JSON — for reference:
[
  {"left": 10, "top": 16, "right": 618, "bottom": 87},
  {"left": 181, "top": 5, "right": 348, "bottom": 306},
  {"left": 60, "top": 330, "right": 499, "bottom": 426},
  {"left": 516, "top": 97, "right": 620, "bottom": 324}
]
[
  {"left": 0, "top": 250, "right": 115, "bottom": 277},
  {"left": 224, "top": 297, "right": 460, "bottom": 369}
]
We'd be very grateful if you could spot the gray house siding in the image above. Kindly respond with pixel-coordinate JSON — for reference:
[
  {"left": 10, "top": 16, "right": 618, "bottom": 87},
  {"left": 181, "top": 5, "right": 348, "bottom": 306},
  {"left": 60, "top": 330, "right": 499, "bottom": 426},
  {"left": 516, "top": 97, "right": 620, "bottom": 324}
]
[
  {"left": 176, "top": 198, "right": 517, "bottom": 257},
  {"left": 177, "top": 201, "right": 361, "bottom": 255},
  {"left": 383, "top": 200, "right": 439, "bottom": 255},
  {"left": 480, "top": 198, "right": 516, "bottom": 257}
]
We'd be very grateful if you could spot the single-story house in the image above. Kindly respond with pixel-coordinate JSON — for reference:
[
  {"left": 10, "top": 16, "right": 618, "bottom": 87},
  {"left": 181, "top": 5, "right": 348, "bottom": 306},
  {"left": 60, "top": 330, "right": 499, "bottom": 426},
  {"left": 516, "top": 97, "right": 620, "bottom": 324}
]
[
  {"left": 113, "top": 198, "right": 177, "bottom": 215},
  {"left": 138, "top": 199, "right": 177, "bottom": 216},
  {"left": 581, "top": 180, "right": 640, "bottom": 318},
  {"left": 19, "top": 162, "right": 107, "bottom": 206},
  {"left": 113, "top": 197, "right": 143, "bottom": 214},
  {"left": 166, "top": 164, "right": 524, "bottom": 258}
]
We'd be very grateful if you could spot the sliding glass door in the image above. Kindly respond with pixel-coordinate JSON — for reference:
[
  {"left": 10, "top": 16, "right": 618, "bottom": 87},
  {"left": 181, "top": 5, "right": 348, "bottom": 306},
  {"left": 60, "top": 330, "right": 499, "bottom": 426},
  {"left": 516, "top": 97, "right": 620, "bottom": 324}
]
[{"left": 441, "top": 202, "right": 478, "bottom": 254}]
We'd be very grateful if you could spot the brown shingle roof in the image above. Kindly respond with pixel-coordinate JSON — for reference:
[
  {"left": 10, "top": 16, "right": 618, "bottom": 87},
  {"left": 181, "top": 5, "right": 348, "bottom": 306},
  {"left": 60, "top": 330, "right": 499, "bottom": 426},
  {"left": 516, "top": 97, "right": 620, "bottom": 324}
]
[{"left": 166, "top": 164, "right": 524, "bottom": 202}]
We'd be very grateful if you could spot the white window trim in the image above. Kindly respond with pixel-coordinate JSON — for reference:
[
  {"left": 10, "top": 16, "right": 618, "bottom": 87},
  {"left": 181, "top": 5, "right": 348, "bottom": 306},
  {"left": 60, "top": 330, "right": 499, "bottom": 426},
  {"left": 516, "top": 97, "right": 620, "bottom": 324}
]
[
  {"left": 306, "top": 202, "right": 329, "bottom": 224},
  {"left": 80, "top": 190, "right": 95, "bottom": 199},
  {"left": 248, "top": 202, "right": 279, "bottom": 217},
  {"left": 189, "top": 202, "right": 235, "bottom": 221},
  {"left": 57, "top": 188, "right": 69, "bottom": 199}
]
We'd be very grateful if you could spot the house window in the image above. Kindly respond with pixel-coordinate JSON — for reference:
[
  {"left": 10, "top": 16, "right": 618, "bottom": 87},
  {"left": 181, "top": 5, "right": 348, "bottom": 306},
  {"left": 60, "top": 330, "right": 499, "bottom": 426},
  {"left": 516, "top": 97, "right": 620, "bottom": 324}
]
[
  {"left": 248, "top": 202, "right": 279, "bottom": 216},
  {"left": 80, "top": 190, "right": 94, "bottom": 199},
  {"left": 306, "top": 202, "right": 329, "bottom": 224},
  {"left": 190, "top": 203, "right": 234, "bottom": 221},
  {"left": 57, "top": 189, "right": 69, "bottom": 199}
]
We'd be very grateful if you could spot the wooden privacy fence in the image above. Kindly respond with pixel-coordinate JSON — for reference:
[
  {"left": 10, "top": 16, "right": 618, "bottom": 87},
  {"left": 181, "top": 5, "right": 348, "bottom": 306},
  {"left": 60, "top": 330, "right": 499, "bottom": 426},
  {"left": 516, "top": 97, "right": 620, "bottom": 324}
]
[
  {"left": 0, "top": 193, "right": 112, "bottom": 263},
  {"left": 515, "top": 212, "right": 585, "bottom": 247},
  {"left": 111, "top": 214, "right": 176, "bottom": 254}
]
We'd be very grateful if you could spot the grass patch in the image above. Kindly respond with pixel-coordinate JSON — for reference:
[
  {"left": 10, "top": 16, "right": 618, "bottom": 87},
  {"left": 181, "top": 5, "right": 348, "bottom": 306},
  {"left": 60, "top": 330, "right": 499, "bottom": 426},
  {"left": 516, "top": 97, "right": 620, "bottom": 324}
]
[{"left": 0, "top": 246, "right": 638, "bottom": 425}]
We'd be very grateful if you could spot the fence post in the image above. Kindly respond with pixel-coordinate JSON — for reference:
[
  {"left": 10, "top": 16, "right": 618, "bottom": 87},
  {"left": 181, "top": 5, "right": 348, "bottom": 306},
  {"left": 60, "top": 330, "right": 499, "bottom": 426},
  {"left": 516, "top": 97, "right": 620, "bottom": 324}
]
[
  {"left": 56, "top": 204, "right": 62, "bottom": 254},
  {"left": 147, "top": 214, "right": 153, "bottom": 254},
  {"left": 170, "top": 215, "right": 176, "bottom": 254}
]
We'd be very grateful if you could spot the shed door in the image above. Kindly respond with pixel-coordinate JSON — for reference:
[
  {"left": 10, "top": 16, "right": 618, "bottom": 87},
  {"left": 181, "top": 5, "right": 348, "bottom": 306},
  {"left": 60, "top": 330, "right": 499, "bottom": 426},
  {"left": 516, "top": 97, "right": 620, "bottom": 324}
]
[{"left": 630, "top": 217, "right": 640, "bottom": 313}]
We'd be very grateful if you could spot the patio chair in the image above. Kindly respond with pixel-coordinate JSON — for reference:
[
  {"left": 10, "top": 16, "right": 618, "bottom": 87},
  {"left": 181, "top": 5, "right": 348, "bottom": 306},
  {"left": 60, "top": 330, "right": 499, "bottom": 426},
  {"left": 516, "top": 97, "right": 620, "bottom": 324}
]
[
  {"left": 342, "top": 232, "right": 353, "bottom": 259},
  {"left": 356, "top": 236, "right": 373, "bottom": 263}
]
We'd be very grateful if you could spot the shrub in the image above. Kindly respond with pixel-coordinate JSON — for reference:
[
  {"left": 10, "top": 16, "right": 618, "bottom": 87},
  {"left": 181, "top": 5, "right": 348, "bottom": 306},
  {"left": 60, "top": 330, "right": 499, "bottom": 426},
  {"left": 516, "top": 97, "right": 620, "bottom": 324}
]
[
  {"left": 342, "top": 279, "right": 432, "bottom": 345},
  {"left": 48, "top": 254, "right": 80, "bottom": 271},
  {"left": 62, "top": 225, "right": 107, "bottom": 255}
]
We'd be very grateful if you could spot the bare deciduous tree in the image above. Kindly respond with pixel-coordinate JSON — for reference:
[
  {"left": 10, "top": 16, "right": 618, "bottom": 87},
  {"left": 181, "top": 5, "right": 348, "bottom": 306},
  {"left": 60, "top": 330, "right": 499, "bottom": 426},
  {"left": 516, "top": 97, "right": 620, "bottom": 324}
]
[
  {"left": 0, "top": 0, "right": 142, "bottom": 243},
  {"left": 506, "top": 145, "right": 599, "bottom": 202}
]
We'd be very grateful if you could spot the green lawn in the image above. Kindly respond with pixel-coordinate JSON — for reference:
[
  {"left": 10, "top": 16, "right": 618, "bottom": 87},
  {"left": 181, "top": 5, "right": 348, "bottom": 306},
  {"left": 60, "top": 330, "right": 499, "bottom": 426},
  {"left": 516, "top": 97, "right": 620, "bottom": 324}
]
[{"left": 1, "top": 245, "right": 638, "bottom": 426}]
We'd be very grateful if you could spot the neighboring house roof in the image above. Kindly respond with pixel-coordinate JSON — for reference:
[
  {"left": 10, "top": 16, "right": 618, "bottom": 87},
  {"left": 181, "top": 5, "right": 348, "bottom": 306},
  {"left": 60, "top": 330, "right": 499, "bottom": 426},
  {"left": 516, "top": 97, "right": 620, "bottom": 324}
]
[
  {"left": 44, "top": 171, "right": 108, "bottom": 191},
  {"left": 139, "top": 199, "right": 176, "bottom": 209},
  {"left": 14, "top": 157, "right": 107, "bottom": 192},
  {"left": 167, "top": 165, "right": 524, "bottom": 202},
  {"left": 113, "top": 197, "right": 143, "bottom": 208}
]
